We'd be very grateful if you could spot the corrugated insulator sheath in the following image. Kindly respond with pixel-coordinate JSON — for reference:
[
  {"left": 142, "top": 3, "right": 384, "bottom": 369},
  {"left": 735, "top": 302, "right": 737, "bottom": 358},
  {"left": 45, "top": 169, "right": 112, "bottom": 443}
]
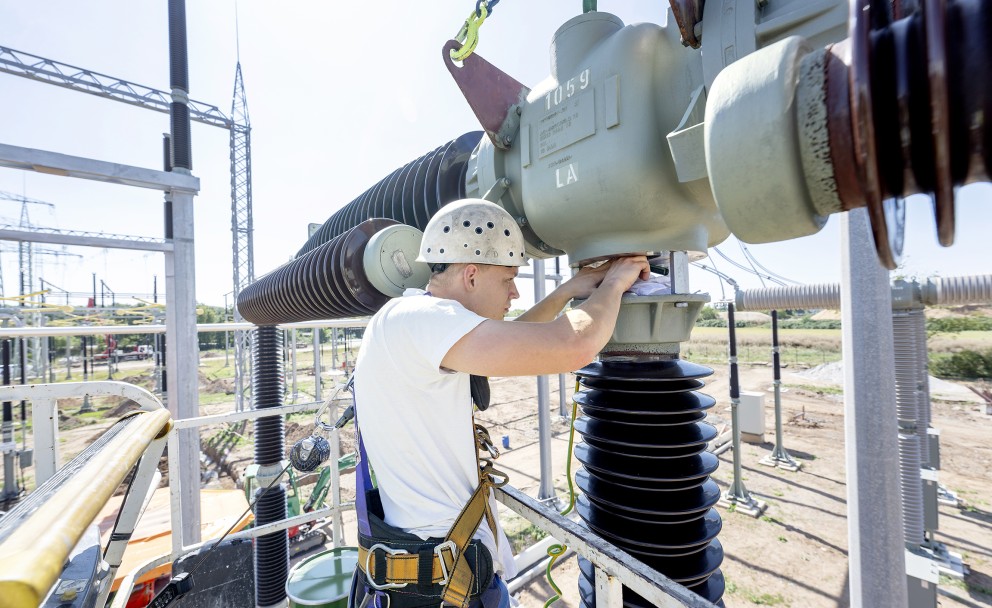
[
  {"left": 892, "top": 312, "right": 919, "bottom": 422},
  {"left": 238, "top": 218, "right": 398, "bottom": 325},
  {"left": 573, "top": 358, "right": 724, "bottom": 607},
  {"left": 735, "top": 284, "right": 841, "bottom": 312},
  {"left": 910, "top": 310, "right": 932, "bottom": 466},
  {"left": 253, "top": 326, "right": 284, "bottom": 466},
  {"left": 924, "top": 274, "right": 992, "bottom": 306},
  {"left": 296, "top": 131, "right": 482, "bottom": 258},
  {"left": 898, "top": 433, "right": 925, "bottom": 546},
  {"left": 167, "top": 0, "right": 189, "bottom": 91},
  {"left": 253, "top": 485, "right": 289, "bottom": 608}
]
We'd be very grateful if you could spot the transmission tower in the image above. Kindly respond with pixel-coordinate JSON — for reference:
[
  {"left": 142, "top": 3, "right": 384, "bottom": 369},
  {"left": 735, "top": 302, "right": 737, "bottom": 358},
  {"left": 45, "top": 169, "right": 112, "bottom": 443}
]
[
  {"left": 0, "top": 47, "right": 255, "bottom": 409},
  {"left": 230, "top": 62, "right": 254, "bottom": 412}
]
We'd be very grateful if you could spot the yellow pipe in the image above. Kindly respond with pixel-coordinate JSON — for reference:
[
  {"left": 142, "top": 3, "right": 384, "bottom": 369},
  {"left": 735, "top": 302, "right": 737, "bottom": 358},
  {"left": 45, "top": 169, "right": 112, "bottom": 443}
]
[{"left": 0, "top": 409, "right": 172, "bottom": 608}]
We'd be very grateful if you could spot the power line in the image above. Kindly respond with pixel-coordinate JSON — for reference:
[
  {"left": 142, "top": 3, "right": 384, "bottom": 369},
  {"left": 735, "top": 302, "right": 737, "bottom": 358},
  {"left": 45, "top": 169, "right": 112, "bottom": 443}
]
[
  {"left": 712, "top": 246, "right": 787, "bottom": 287},
  {"left": 737, "top": 240, "right": 766, "bottom": 288},
  {"left": 738, "top": 243, "right": 801, "bottom": 285}
]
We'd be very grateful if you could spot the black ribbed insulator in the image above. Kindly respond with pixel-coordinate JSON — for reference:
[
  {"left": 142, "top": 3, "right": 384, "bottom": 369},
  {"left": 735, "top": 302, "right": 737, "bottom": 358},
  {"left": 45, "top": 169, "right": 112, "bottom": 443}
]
[
  {"left": 253, "top": 485, "right": 289, "bottom": 608},
  {"left": 166, "top": 0, "right": 192, "bottom": 172},
  {"left": 167, "top": 0, "right": 189, "bottom": 91},
  {"left": 238, "top": 218, "right": 399, "bottom": 325},
  {"left": 296, "top": 131, "right": 482, "bottom": 257},
  {"left": 252, "top": 326, "right": 284, "bottom": 466},
  {"left": 169, "top": 102, "right": 192, "bottom": 170},
  {"left": 574, "top": 358, "right": 725, "bottom": 607}
]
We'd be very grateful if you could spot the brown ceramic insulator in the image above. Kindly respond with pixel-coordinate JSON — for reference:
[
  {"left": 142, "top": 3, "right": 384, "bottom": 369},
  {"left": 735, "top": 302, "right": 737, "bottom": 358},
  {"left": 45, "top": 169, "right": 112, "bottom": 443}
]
[
  {"left": 824, "top": 0, "right": 988, "bottom": 269},
  {"left": 924, "top": 0, "right": 955, "bottom": 245}
]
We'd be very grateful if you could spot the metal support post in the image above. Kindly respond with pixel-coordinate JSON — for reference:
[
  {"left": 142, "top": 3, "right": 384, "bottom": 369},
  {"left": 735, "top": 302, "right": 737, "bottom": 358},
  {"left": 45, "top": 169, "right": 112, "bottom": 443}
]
[
  {"left": 555, "top": 258, "right": 568, "bottom": 418},
  {"left": 290, "top": 329, "right": 298, "bottom": 403},
  {"left": 1, "top": 339, "right": 18, "bottom": 505},
  {"left": 64, "top": 335, "right": 72, "bottom": 380},
  {"left": 47, "top": 336, "right": 54, "bottom": 383},
  {"left": 331, "top": 328, "right": 338, "bottom": 369},
  {"left": 165, "top": 187, "right": 202, "bottom": 547},
  {"left": 760, "top": 310, "right": 800, "bottom": 471},
  {"left": 312, "top": 328, "right": 322, "bottom": 402},
  {"left": 840, "top": 209, "right": 907, "bottom": 607},
  {"left": 533, "top": 258, "right": 555, "bottom": 501},
  {"left": 79, "top": 336, "right": 92, "bottom": 413},
  {"left": 719, "top": 304, "right": 766, "bottom": 517}
]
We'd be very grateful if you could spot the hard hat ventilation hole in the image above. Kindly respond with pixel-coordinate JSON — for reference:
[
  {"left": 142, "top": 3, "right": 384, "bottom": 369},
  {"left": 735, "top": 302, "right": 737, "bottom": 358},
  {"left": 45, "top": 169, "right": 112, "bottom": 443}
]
[
  {"left": 509, "top": 252, "right": 514, "bottom": 257},
  {"left": 443, "top": 226, "right": 450, "bottom": 233},
  {"left": 475, "top": 227, "right": 483, "bottom": 234},
  {"left": 427, "top": 247, "right": 432, "bottom": 253},
  {"left": 463, "top": 220, "right": 471, "bottom": 227},
  {"left": 464, "top": 243, "right": 468, "bottom": 247},
  {"left": 475, "top": 250, "right": 481, "bottom": 255},
  {"left": 504, "top": 229, "right": 510, "bottom": 236},
  {"left": 439, "top": 248, "right": 445, "bottom": 253},
  {"left": 487, "top": 222, "right": 495, "bottom": 229}
]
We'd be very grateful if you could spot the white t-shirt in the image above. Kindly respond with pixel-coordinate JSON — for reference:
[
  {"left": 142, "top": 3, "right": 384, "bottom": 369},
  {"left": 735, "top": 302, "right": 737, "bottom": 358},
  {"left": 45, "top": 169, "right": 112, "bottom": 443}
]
[{"left": 354, "top": 289, "right": 518, "bottom": 578}]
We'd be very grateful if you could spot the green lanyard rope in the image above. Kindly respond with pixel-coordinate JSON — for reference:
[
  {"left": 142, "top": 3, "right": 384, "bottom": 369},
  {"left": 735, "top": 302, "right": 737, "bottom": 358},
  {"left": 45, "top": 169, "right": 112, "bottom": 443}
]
[{"left": 543, "top": 380, "right": 581, "bottom": 607}]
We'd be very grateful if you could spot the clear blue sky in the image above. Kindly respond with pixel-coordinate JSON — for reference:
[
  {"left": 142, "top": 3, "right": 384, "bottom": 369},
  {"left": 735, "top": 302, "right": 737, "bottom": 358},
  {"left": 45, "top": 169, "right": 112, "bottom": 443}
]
[{"left": 1, "top": 1, "right": 989, "bottom": 310}]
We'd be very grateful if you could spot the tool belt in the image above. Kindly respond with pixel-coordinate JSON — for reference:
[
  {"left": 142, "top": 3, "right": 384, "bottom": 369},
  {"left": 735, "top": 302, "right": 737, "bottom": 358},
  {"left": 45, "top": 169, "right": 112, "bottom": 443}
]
[{"left": 355, "top": 424, "right": 507, "bottom": 608}]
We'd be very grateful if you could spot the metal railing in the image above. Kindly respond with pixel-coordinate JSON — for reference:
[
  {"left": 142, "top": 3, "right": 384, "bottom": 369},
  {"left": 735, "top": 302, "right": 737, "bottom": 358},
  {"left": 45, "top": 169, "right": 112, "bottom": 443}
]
[{"left": 0, "top": 319, "right": 713, "bottom": 607}]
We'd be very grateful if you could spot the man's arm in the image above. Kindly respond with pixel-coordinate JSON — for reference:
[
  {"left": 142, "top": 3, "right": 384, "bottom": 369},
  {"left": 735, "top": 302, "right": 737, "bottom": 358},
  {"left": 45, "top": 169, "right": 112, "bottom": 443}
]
[
  {"left": 441, "top": 257, "right": 649, "bottom": 376},
  {"left": 515, "top": 262, "right": 612, "bottom": 323}
]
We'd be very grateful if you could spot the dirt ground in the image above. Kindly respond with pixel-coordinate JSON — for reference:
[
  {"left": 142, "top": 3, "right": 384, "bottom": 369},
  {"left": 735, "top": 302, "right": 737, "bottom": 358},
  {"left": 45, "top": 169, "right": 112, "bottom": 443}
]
[{"left": 42, "top": 359, "right": 992, "bottom": 608}]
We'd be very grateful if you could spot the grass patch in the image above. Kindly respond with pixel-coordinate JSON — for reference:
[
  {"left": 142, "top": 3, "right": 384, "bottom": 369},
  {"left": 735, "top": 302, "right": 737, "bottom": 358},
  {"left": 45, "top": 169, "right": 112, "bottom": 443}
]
[
  {"left": 785, "top": 383, "right": 843, "bottom": 396},
  {"left": 501, "top": 514, "right": 548, "bottom": 554},
  {"left": 941, "top": 574, "right": 992, "bottom": 598},
  {"left": 725, "top": 574, "right": 789, "bottom": 605}
]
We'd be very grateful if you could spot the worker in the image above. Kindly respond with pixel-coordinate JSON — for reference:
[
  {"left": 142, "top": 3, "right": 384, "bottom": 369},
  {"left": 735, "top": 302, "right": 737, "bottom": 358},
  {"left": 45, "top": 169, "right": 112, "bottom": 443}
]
[{"left": 350, "top": 198, "right": 650, "bottom": 608}]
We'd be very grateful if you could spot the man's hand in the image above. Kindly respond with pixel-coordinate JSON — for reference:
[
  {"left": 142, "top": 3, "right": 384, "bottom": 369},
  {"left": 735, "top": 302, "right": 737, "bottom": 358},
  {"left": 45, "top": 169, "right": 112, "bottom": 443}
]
[
  {"left": 598, "top": 255, "right": 651, "bottom": 293},
  {"left": 564, "top": 256, "right": 651, "bottom": 299}
]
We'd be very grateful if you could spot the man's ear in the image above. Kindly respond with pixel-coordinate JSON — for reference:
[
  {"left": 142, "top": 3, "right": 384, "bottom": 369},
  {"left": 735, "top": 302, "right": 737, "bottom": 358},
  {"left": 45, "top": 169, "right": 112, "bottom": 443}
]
[{"left": 462, "top": 264, "right": 481, "bottom": 291}]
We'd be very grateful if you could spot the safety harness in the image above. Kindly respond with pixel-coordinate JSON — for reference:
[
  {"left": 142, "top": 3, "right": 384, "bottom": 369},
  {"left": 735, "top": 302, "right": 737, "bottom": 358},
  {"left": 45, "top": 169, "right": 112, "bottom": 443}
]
[{"left": 353, "top": 376, "right": 508, "bottom": 608}]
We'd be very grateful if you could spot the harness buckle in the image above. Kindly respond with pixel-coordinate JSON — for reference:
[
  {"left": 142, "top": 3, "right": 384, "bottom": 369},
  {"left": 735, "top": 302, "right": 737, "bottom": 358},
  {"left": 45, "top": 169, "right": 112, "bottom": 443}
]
[
  {"left": 433, "top": 540, "right": 458, "bottom": 587},
  {"left": 365, "top": 543, "right": 410, "bottom": 590}
]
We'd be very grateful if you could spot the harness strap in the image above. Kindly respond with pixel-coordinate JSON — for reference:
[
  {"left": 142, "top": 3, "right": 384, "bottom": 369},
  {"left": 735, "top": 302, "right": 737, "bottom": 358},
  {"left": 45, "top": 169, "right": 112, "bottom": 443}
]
[
  {"left": 352, "top": 378, "right": 508, "bottom": 607},
  {"left": 354, "top": 389, "right": 374, "bottom": 538}
]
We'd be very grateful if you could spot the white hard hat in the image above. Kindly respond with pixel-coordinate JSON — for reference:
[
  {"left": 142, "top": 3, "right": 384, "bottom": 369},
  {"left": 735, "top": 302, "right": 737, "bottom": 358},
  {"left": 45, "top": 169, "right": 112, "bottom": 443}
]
[{"left": 417, "top": 198, "right": 527, "bottom": 267}]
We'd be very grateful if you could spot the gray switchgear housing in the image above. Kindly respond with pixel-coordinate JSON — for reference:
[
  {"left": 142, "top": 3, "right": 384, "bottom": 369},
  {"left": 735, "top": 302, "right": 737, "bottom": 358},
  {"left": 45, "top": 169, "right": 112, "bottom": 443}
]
[
  {"left": 464, "top": 2, "right": 851, "bottom": 266},
  {"left": 466, "top": 11, "right": 730, "bottom": 264}
]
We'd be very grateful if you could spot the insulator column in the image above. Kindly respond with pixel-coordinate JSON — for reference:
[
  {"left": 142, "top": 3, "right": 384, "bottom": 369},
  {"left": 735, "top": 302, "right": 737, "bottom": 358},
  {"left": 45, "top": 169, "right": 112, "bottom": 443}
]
[
  {"left": 893, "top": 311, "right": 925, "bottom": 546},
  {"left": 239, "top": 219, "right": 398, "bottom": 324},
  {"left": 297, "top": 131, "right": 482, "bottom": 257},
  {"left": 252, "top": 326, "right": 288, "bottom": 608},
  {"left": 573, "top": 357, "right": 725, "bottom": 606}
]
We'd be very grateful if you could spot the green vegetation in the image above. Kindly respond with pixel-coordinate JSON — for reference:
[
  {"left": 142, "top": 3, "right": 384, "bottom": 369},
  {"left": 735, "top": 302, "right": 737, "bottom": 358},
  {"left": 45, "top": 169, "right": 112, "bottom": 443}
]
[
  {"left": 930, "top": 348, "right": 992, "bottom": 379},
  {"left": 940, "top": 574, "right": 992, "bottom": 598},
  {"left": 784, "top": 383, "right": 844, "bottom": 396},
  {"left": 501, "top": 515, "right": 548, "bottom": 553},
  {"left": 724, "top": 575, "right": 789, "bottom": 605},
  {"left": 928, "top": 316, "right": 992, "bottom": 333}
]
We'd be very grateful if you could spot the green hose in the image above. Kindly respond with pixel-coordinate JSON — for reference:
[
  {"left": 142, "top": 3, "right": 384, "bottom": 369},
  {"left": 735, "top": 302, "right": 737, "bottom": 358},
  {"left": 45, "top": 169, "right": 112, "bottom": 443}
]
[{"left": 544, "top": 383, "right": 582, "bottom": 606}]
